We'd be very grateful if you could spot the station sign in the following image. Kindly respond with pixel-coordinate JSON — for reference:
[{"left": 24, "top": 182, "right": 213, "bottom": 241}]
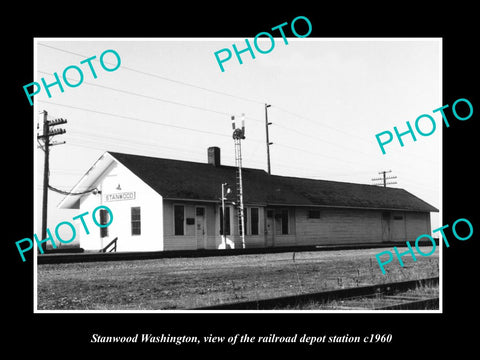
[{"left": 105, "top": 191, "right": 136, "bottom": 202}]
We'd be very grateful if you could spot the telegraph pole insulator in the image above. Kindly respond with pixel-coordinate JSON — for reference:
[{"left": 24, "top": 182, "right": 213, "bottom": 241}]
[{"left": 372, "top": 170, "right": 397, "bottom": 187}]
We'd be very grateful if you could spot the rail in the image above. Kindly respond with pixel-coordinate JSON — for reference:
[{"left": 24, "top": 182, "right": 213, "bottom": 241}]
[{"left": 194, "top": 277, "right": 439, "bottom": 310}]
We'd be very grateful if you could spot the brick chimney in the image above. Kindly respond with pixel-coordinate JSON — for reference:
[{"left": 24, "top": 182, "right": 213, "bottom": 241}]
[{"left": 208, "top": 147, "right": 221, "bottom": 167}]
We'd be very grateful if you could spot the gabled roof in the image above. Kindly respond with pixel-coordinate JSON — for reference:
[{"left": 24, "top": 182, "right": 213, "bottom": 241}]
[{"left": 108, "top": 152, "right": 438, "bottom": 213}]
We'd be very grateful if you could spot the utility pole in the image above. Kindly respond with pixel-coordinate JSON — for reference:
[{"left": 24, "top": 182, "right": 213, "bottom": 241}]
[
  {"left": 265, "top": 103, "right": 273, "bottom": 175},
  {"left": 372, "top": 170, "right": 397, "bottom": 187},
  {"left": 41, "top": 111, "right": 50, "bottom": 253},
  {"left": 37, "top": 110, "right": 67, "bottom": 253}
]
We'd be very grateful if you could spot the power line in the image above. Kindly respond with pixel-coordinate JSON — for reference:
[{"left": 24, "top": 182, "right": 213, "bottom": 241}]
[
  {"left": 276, "top": 143, "right": 359, "bottom": 165},
  {"left": 63, "top": 137, "right": 439, "bottom": 194},
  {"left": 39, "top": 101, "right": 376, "bottom": 171},
  {"left": 38, "top": 70, "right": 233, "bottom": 118},
  {"left": 66, "top": 134, "right": 206, "bottom": 161},
  {"left": 38, "top": 47, "right": 405, "bottom": 165},
  {"left": 62, "top": 135, "right": 360, "bottom": 177},
  {"left": 40, "top": 99, "right": 438, "bottom": 181},
  {"left": 37, "top": 43, "right": 439, "bottom": 170},
  {"left": 272, "top": 104, "right": 370, "bottom": 144},
  {"left": 70, "top": 128, "right": 212, "bottom": 154},
  {"left": 37, "top": 43, "right": 265, "bottom": 105},
  {"left": 271, "top": 121, "right": 376, "bottom": 158},
  {"left": 272, "top": 104, "right": 439, "bottom": 166},
  {"left": 38, "top": 69, "right": 265, "bottom": 126},
  {"left": 48, "top": 184, "right": 98, "bottom": 196},
  {"left": 52, "top": 130, "right": 438, "bottom": 197},
  {"left": 38, "top": 100, "right": 242, "bottom": 139},
  {"left": 37, "top": 47, "right": 439, "bottom": 181},
  {"left": 42, "top": 65, "right": 402, "bottom": 165}
]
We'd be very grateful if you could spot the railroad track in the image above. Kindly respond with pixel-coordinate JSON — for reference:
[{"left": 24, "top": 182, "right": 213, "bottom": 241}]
[{"left": 194, "top": 277, "right": 439, "bottom": 310}]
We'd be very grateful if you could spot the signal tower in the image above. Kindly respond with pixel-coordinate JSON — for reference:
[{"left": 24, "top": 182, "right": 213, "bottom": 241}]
[{"left": 231, "top": 114, "right": 246, "bottom": 248}]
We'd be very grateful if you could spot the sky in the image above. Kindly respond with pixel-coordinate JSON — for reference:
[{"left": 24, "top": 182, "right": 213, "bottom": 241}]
[{"left": 34, "top": 38, "right": 442, "bottom": 235}]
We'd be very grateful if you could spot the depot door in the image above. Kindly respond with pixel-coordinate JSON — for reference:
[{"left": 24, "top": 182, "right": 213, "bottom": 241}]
[
  {"left": 195, "top": 207, "right": 206, "bottom": 249},
  {"left": 381, "top": 211, "right": 391, "bottom": 242}
]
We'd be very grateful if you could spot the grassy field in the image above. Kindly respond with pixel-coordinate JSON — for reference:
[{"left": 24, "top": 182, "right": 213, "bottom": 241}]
[{"left": 36, "top": 246, "right": 439, "bottom": 310}]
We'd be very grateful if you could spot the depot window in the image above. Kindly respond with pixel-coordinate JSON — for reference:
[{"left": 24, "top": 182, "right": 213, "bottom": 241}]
[
  {"left": 308, "top": 209, "right": 321, "bottom": 219},
  {"left": 99, "top": 209, "right": 109, "bottom": 238},
  {"left": 131, "top": 207, "right": 141, "bottom": 236},
  {"left": 220, "top": 206, "right": 231, "bottom": 236},
  {"left": 174, "top": 205, "right": 185, "bottom": 236},
  {"left": 275, "top": 209, "right": 289, "bottom": 235},
  {"left": 251, "top": 208, "right": 259, "bottom": 235}
]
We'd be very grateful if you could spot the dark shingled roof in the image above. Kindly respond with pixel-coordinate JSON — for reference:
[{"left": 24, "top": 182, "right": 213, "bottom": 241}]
[{"left": 109, "top": 152, "right": 438, "bottom": 213}]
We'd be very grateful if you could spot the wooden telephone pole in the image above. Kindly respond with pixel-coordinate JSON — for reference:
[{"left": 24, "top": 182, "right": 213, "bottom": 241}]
[
  {"left": 372, "top": 170, "right": 397, "bottom": 187},
  {"left": 265, "top": 103, "right": 272, "bottom": 175},
  {"left": 37, "top": 110, "right": 67, "bottom": 252}
]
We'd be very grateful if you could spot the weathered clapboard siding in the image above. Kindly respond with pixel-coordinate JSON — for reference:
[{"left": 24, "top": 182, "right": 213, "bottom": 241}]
[
  {"left": 294, "top": 208, "right": 432, "bottom": 245},
  {"left": 295, "top": 208, "right": 383, "bottom": 245},
  {"left": 227, "top": 206, "right": 268, "bottom": 249},
  {"left": 163, "top": 235, "right": 197, "bottom": 251},
  {"left": 162, "top": 202, "right": 433, "bottom": 251},
  {"left": 228, "top": 235, "right": 265, "bottom": 249},
  {"left": 390, "top": 211, "right": 407, "bottom": 242},
  {"left": 405, "top": 212, "right": 431, "bottom": 241},
  {"left": 245, "top": 207, "right": 266, "bottom": 248},
  {"left": 273, "top": 235, "right": 297, "bottom": 247},
  {"left": 245, "top": 236, "right": 266, "bottom": 248},
  {"left": 163, "top": 201, "right": 215, "bottom": 251}
]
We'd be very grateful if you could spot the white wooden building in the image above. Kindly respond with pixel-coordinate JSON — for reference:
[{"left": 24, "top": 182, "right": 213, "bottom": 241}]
[{"left": 58, "top": 147, "right": 438, "bottom": 252}]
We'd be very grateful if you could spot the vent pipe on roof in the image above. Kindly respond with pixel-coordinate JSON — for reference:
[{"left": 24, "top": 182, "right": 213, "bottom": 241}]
[{"left": 208, "top": 147, "right": 221, "bottom": 167}]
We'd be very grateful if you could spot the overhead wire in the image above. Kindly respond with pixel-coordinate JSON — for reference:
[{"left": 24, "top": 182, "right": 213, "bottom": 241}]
[
  {"left": 57, "top": 133, "right": 438, "bottom": 197},
  {"left": 37, "top": 43, "right": 265, "bottom": 105},
  {"left": 38, "top": 70, "right": 233, "bottom": 118},
  {"left": 37, "top": 43, "right": 440, "bottom": 179},
  {"left": 43, "top": 154, "right": 99, "bottom": 196},
  {"left": 271, "top": 104, "right": 440, "bottom": 166},
  {"left": 48, "top": 184, "right": 98, "bottom": 196},
  {"left": 66, "top": 134, "right": 206, "bottom": 163},
  {"left": 271, "top": 104, "right": 370, "bottom": 143},
  {"left": 38, "top": 100, "right": 237, "bottom": 139},
  {"left": 36, "top": 43, "right": 384, "bottom": 158}
]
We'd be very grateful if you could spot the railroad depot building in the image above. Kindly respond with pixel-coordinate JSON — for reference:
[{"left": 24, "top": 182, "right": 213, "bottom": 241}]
[{"left": 58, "top": 147, "right": 438, "bottom": 252}]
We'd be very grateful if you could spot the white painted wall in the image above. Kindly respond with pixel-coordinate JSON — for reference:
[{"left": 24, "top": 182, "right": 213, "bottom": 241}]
[{"left": 77, "top": 161, "right": 163, "bottom": 252}]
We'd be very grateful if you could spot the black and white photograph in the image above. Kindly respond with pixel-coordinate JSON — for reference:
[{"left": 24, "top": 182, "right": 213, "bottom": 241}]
[
  {"left": 33, "top": 38, "right": 442, "bottom": 313},
  {"left": 7, "top": 5, "right": 479, "bottom": 355}
]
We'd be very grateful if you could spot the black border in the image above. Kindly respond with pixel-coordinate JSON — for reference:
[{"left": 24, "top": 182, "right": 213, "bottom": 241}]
[{"left": 7, "top": 4, "right": 479, "bottom": 354}]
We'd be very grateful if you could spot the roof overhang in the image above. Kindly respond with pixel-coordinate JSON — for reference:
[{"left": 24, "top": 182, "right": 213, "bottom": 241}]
[
  {"left": 162, "top": 198, "right": 438, "bottom": 213},
  {"left": 57, "top": 152, "right": 117, "bottom": 209}
]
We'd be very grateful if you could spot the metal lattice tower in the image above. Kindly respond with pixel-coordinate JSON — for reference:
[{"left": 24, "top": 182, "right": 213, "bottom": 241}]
[{"left": 232, "top": 114, "right": 246, "bottom": 248}]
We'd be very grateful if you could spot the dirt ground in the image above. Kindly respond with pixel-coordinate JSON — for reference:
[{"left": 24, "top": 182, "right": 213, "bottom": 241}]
[{"left": 36, "top": 246, "right": 440, "bottom": 310}]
